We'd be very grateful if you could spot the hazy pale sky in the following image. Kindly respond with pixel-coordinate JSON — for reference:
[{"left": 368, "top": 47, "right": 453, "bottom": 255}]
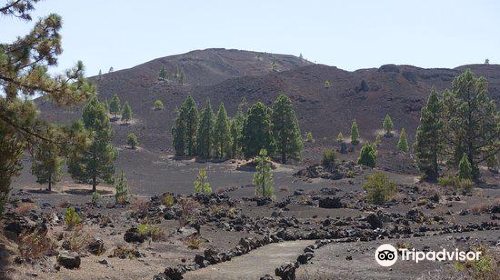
[{"left": 1, "top": 0, "right": 499, "bottom": 76}]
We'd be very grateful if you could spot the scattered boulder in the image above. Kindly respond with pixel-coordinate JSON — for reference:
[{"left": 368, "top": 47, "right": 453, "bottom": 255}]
[
  {"left": 275, "top": 262, "right": 297, "bottom": 280},
  {"left": 124, "top": 227, "right": 146, "bottom": 243},
  {"left": 297, "top": 252, "right": 314, "bottom": 264},
  {"left": 163, "top": 266, "right": 185, "bottom": 280},
  {"left": 318, "top": 197, "right": 343, "bottom": 209},
  {"left": 261, "top": 275, "right": 276, "bottom": 280},
  {"left": 57, "top": 251, "right": 81, "bottom": 269},
  {"left": 88, "top": 237, "right": 105, "bottom": 255}
]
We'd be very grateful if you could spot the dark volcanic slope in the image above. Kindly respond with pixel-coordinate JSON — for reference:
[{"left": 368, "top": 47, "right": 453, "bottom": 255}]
[{"left": 37, "top": 48, "right": 500, "bottom": 153}]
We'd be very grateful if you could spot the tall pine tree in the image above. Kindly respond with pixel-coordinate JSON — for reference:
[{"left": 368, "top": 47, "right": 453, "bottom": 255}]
[
  {"left": 68, "top": 96, "right": 118, "bottom": 192},
  {"left": 442, "top": 70, "right": 499, "bottom": 179},
  {"left": 121, "top": 101, "right": 132, "bottom": 123},
  {"left": 242, "top": 102, "right": 276, "bottom": 158},
  {"left": 109, "top": 94, "right": 121, "bottom": 118},
  {"left": 383, "top": 114, "right": 394, "bottom": 136},
  {"left": 253, "top": 149, "right": 275, "bottom": 199},
  {"left": 414, "top": 89, "right": 443, "bottom": 181},
  {"left": 213, "top": 103, "right": 232, "bottom": 158},
  {"left": 229, "top": 108, "right": 245, "bottom": 158},
  {"left": 351, "top": 120, "right": 360, "bottom": 145},
  {"left": 196, "top": 100, "right": 215, "bottom": 159},
  {"left": 172, "top": 106, "right": 187, "bottom": 156},
  {"left": 31, "top": 128, "right": 64, "bottom": 191},
  {"left": 397, "top": 128, "right": 409, "bottom": 152},
  {"left": 183, "top": 96, "right": 199, "bottom": 156},
  {"left": 271, "top": 94, "right": 303, "bottom": 163}
]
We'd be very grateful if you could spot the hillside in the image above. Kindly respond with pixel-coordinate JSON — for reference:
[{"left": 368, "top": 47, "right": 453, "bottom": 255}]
[{"left": 36, "top": 49, "right": 500, "bottom": 154}]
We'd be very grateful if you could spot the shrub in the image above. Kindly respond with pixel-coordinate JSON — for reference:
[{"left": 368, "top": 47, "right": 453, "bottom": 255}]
[
  {"left": 115, "top": 170, "right": 129, "bottom": 204},
  {"left": 364, "top": 172, "right": 397, "bottom": 205},
  {"left": 438, "top": 175, "right": 474, "bottom": 194},
  {"left": 65, "top": 225, "right": 90, "bottom": 252},
  {"left": 305, "top": 132, "right": 314, "bottom": 143},
  {"left": 91, "top": 191, "right": 100, "bottom": 205},
  {"left": 127, "top": 133, "right": 138, "bottom": 149},
  {"left": 454, "top": 247, "right": 499, "bottom": 280},
  {"left": 194, "top": 168, "right": 212, "bottom": 194},
  {"left": 321, "top": 149, "right": 337, "bottom": 168},
  {"left": 64, "top": 207, "right": 82, "bottom": 229},
  {"left": 178, "top": 198, "right": 199, "bottom": 227},
  {"left": 154, "top": 100, "right": 164, "bottom": 110},
  {"left": 458, "top": 154, "right": 473, "bottom": 180},
  {"left": 186, "top": 236, "right": 203, "bottom": 249},
  {"left": 138, "top": 222, "right": 165, "bottom": 242},
  {"left": 18, "top": 228, "right": 56, "bottom": 259},
  {"left": 164, "top": 194, "right": 175, "bottom": 207},
  {"left": 358, "top": 142, "right": 377, "bottom": 167},
  {"left": 14, "top": 203, "right": 36, "bottom": 216},
  {"left": 438, "top": 175, "right": 459, "bottom": 188},
  {"left": 0, "top": 194, "right": 5, "bottom": 219},
  {"left": 458, "top": 179, "right": 474, "bottom": 194}
]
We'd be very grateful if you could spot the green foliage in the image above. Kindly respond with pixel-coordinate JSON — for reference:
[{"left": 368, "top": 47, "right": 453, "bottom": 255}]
[
  {"left": 358, "top": 142, "right": 377, "bottom": 167},
  {"left": 109, "top": 94, "right": 121, "bottom": 117},
  {"left": 271, "top": 94, "right": 303, "bottom": 163},
  {"left": 336, "top": 132, "right": 344, "bottom": 145},
  {"left": 64, "top": 207, "right": 82, "bottom": 229},
  {"left": 172, "top": 96, "right": 199, "bottom": 156},
  {"left": 458, "top": 154, "right": 473, "bottom": 180},
  {"left": 458, "top": 179, "right": 474, "bottom": 194},
  {"left": 321, "top": 149, "right": 337, "bottom": 168},
  {"left": 127, "top": 133, "right": 138, "bottom": 149},
  {"left": 196, "top": 100, "right": 215, "bottom": 158},
  {"left": 382, "top": 114, "right": 394, "bottom": 136},
  {"left": 0, "top": 193, "right": 5, "bottom": 219},
  {"left": 164, "top": 194, "right": 175, "bottom": 207},
  {"left": 324, "top": 80, "right": 331, "bottom": 88},
  {"left": 194, "top": 168, "right": 212, "bottom": 194},
  {"left": 154, "top": 100, "right": 164, "bottom": 110},
  {"left": 438, "top": 175, "right": 474, "bottom": 194},
  {"left": 158, "top": 66, "right": 167, "bottom": 81},
  {"left": 115, "top": 170, "right": 129, "bottom": 204},
  {"left": 254, "top": 149, "right": 275, "bottom": 199},
  {"left": 68, "top": 96, "right": 117, "bottom": 192},
  {"left": 229, "top": 108, "right": 245, "bottom": 158},
  {"left": 121, "top": 101, "right": 132, "bottom": 123},
  {"left": 351, "top": 120, "right": 359, "bottom": 145},
  {"left": 364, "top": 172, "right": 397, "bottom": 205},
  {"left": 214, "top": 103, "right": 232, "bottom": 158},
  {"left": 397, "top": 128, "right": 409, "bottom": 152},
  {"left": 374, "top": 134, "right": 382, "bottom": 146},
  {"left": 31, "top": 130, "right": 64, "bottom": 191},
  {"left": 242, "top": 102, "right": 276, "bottom": 158},
  {"left": 91, "top": 191, "right": 100, "bottom": 205},
  {"left": 438, "top": 175, "right": 459, "bottom": 188},
  {"left": 305, "top": 132, "right": 314, "bottom": 143},
  {"left": 1, "top": 5, "right": 94, "bottom": 219},
  {"left": 414, "top": 89, "right": 443, "bottom": 181},
  {"left": 442, "top": 70, "right": 500, "bottom": 180},
  {"left": 360, "top": 80, "right": 370, "bottom": 92}
]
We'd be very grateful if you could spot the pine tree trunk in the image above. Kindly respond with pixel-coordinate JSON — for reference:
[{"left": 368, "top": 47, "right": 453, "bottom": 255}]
[
  {"left": 92, "top": 176, "right": 97, "bottom": 193},
  {"left": 48, "top": 174, "right": 52, "bottom": 192}
]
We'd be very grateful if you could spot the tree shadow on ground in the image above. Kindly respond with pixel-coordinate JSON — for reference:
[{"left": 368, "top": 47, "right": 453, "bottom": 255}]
[{"left": 63, "top": 189, "right": 113, "bottom": 195}]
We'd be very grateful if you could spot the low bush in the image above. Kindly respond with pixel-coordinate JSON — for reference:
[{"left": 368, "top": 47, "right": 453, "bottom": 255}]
[
  {"left": 164, "top": 194, "right": 175, "bottom": 207},
  {"left": 18, "top": 228, "right": 56, "bottom": 259},
  {"left": 186, "top": 236, "right": 203, "bottom": 249},
  {"left": 64, "top": 207, "right": 82, "bottom": 229},
  {"left": 321, "top": 149, "right": 336, "bottom": 168},
  {"left": 14, "top": 202, "right": 36, "bottom": 216},
  {"left": 364, "top": 171, "right": 397, "bottom": 205}
]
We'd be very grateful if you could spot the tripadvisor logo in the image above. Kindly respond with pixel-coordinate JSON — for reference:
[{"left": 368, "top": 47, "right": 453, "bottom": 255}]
[{"left": 375, "top": 244, "right": 481, "bottom": 267}]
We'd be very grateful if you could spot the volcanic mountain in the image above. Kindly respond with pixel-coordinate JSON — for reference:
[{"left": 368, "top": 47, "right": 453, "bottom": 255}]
[{"left": 37, "top": 48, "right": 500, "bottom": 154}]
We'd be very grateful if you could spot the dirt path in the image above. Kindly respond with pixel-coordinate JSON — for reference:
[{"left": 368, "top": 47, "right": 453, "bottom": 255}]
[{"left": 183, "top": 240, "right": 314, "bottom": 280}]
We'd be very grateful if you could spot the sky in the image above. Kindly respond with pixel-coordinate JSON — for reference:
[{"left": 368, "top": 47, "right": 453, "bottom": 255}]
[{"left": 1, "top": 0, "right": 499, "bottom": 77}]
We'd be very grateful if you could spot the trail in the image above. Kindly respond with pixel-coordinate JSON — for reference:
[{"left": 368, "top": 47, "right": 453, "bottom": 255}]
[{"left": 183, "top": 240, "right": 314, "bottom": 280}]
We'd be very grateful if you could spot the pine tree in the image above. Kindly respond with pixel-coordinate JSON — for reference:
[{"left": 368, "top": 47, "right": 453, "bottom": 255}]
[
  {"left": 194, "top": 168, "right": 212, "bottom": 194},
  {"left": 121, "top": 102, "right": 132, "bottom": 123},
  {"left": 242, "top": 102, "right": 276, "bottom": 158},
  {"left": 271, "top": 94, "right": 303, "bottom": 163},
  {"left": 0, "top": 3, "right": 94, "bottom": 214},
  {"left": 414, "top": 90, "right": 443, "bottom": 181},
  {"left": 98, "top": 69, "right": 102, "bottom": 81},
  {"left": 196, "top": 100, "right": 215, "bottom": 159},
  {"left": 383, "top": 114, "right": 394, "bottom": 136},
  {"left": 351, "top": 120, "right": 360, "bottom": 145},
  {"left": 68, "top": 96, "right": 118, "bottom": 192},
  {"left": 154, "top": 100, "right": 164, "bottom": 110},
  {"left": 358, "top": 142, "right": 377, "bottom": 167},
  {"left": 115, "top": 170, "right": 129, "bottom": 204},
  {"left": 442, "top": 70, "right": 500, "bottom": 179},
  {"left": 397, "top": 128, "right": 409, "bottom": 152},
  {"left": 127, "top": 133, "right": 138, "bottom": 149},
  {"left": 213, "top": 103, "right": 232, "bottom": 158},
  {"left": 172, "top": 106, "right": 187, "bottom": 156},
  {"left": 374, "top": 134, "right": 382, "bottom": 146},
  {"left": 458, "top": 154, "right": 473, "bottom": 180},
  {"left": 229, "top": 108, "right": 245, "bottom": 158},
  {"left": 336, "top": 132, "right": 342, "bottom": 145},
  {"left": 109, "top": 94, "right": 121, "bottom": 118},
  {"left": 254, "top": 149, "right": 275, "bottom": 199},
  {"left": 158, "top": 66, "right": 167, "bottom": 81},
  {"left": 31, "top": 131, "right": 64, "bottom": 191},
  {"left": 109, "top": 66, "right": 114, "bottom": 73}
]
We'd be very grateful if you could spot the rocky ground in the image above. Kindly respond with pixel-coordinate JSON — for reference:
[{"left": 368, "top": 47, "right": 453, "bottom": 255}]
[{"left": 1, "top": 145, "right": 499, "bottom": 280}]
